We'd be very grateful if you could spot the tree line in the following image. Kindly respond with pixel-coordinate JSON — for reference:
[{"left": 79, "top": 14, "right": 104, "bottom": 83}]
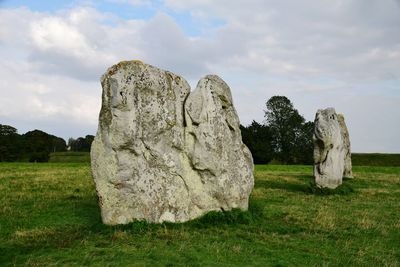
[
  {"left": 0, "top": 125, "right": 94, "bottom": 162},
  {"left": 1, "top": 96, "right": 314, "bottom": 164},
  {"left": 240, "top": 96, "right": 314, "bottom": 164}
]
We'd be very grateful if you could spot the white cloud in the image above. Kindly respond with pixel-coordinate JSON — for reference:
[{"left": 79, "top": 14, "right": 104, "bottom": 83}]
[
  {"left": 0, "top": 60, "right": 100, "bottom": 122},
  {"left": 31, "top": 17, "right": 89, "bottom": 53},
  {"left": 164, "top": 0, "right": 400, "bottom": 81},
  {"left": 26, "top": 7, "right": 121, "bottom": 81}
]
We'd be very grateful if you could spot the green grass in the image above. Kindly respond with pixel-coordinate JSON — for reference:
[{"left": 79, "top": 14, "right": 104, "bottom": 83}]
[
  {"left": 1, "top": 163, "right": 399, "bottom": 266},
  {"left": 49, "top": 152, "right": 90, "bottom": 163},
  {"left": 352, "top": 153, "right": 400, "bottom": 167}
]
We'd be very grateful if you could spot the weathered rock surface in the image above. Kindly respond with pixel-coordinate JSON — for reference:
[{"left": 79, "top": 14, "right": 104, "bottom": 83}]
[
  {"left": 338, "top": 114, "right": 353, "bottom": 178},
  {"left": 313, "top": 108, "right": 345, "bottom": 189},
  {"left": 91, "top": 61, "right": 254, "bottom": 225}
]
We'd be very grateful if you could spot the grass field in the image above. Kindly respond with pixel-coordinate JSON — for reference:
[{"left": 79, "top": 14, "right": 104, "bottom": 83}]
[
  {"left": 48, "top": 152, "right": 91, "bottom": 163},
  {"left": 1, "top": 163, "right": 399, "bottom": 266}
]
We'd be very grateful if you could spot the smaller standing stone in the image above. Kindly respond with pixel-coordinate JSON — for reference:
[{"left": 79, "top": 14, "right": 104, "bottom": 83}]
[
  {"left": 338, "top": 114, "right": 353, "bottom": 178},
  {"left": 313, "top": 108, "right": 345, "bottom": 189}
]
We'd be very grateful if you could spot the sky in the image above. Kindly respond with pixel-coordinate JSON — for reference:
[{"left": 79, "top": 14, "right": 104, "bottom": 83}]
[{"left": 0, "top": 0, "right": 399, "bottom": 152}]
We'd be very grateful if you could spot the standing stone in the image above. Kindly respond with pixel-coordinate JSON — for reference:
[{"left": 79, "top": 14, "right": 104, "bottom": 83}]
[
  {"left": 91, "top": 61, "right": 254, "bottom": 225},
  {"left": 338, "top": 114, "right": 353, "bottom": 178},
  {"left": 313, "top": 108, "right": 345, "bottom": 189},
  {"left": 184, "top": 75, "right": 254, "bottom": 212}
]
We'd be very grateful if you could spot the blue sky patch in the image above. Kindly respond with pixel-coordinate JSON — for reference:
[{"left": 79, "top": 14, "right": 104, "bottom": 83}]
[{"left": 0, "top": 0, "right": 225, "bottom": 37}]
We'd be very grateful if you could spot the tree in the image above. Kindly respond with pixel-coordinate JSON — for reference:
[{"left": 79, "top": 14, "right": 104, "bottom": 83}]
[
  {"left": 0, "top": 124, "right": 68, "bottom": 162},
  {"left": 292, "top": 121, "right": 314, "bottom": 164},
  {"left": 68, "top": 135, "right": 95, "bottom": 152},
  {"left": 84, "top": 135, "right": 95, "bottom": 151},
  {"left": 23, "top": 130, "right": 67, "bottom": 162},
  {"left": 241, "top": 121, "right": 273, "bottom": 164},
  {"left": 264, "top": 96, "right": 312, "bottom": 164},
  {"left": 0, "top": 124, "right": 18, "bottom": 136},
  {"left": 0, "top": 124, "right": 23, "bottom": 161}
]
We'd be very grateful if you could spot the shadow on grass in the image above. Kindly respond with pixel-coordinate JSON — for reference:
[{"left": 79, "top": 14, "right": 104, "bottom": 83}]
[
  {"left": 255, "top": 175, "right": 313, "bottom": 193},
  {"left": 187, "top": 199, "right": 265, "bottom": 228},
  {"left": 100, "top": 200, "right": 267, "bottom": 236},
  {"left": 106, "top": 197, "right": 306, "bottom": 236},
  {"left": 72, "top": 198, "right": 103, "bottom": 223},
  {"left": 255, "top": 175, "right": 355, "bottom": 196},
  {"left": 112, "top": 206, "right": 261, "bottom": 234}
]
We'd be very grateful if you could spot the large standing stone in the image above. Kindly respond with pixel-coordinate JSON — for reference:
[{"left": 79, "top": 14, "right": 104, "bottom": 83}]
[
  {"left": 91, "top": 61, "right": 254, "bottom": 225},
  {"left": 338, "top": 114, "right": 353, "bottom": 178},
  {"left": 313, "top": 108, "right": 345, "bottom": 189}
]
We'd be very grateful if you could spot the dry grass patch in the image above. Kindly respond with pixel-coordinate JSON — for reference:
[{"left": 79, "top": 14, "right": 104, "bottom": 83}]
[{"left": 14, "top": 228, "right": 56, "bottom": 239}]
